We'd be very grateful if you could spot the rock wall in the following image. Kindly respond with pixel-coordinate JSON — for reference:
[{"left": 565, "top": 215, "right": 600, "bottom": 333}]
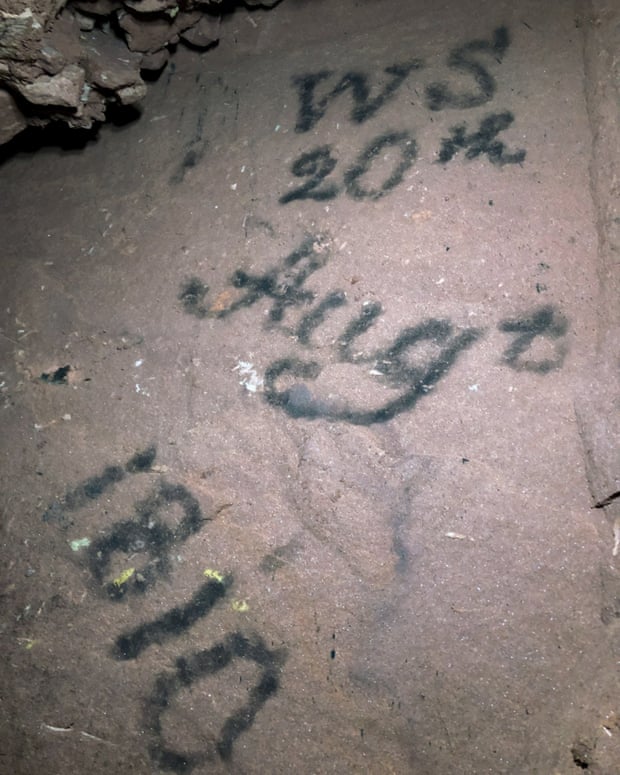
[
  {"left": 576, "top": 0, "right": 620, "bottom": 505},
  {"left": 0, "top": 0, "right": 279, "bottom": 144}
]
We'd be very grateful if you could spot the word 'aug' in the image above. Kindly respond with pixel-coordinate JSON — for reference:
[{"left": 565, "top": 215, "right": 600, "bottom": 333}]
[{"left": 179, "top": 235, "right": 569, "bottom": 426}]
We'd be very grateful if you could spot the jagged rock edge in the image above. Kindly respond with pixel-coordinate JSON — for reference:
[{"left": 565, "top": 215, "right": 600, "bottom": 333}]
[{"left": 0, "top": 0, "right": 281, "bottom": 146}]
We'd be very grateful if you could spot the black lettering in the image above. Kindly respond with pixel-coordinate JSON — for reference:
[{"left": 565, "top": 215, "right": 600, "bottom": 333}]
[
  {"left": 170, "top": 110, "right": 208, "bottom": 184},
  {"left": 42, "top": 446, "right": 156, "bottom": 523},
  {"left": 178, "top": 278, "right": 209, "bottom": 319},
  {"left": 279, "top": 146, "right": 339, "bottom": 204},
  {"left": 264, "top": 358, "right": 325, "bottom": 419},
  {"left": 146, "top": 632, "right": 287, "bottom": 771},
  {"left": 291, "top": 70, "right": 334, "bottom": 133},
  {"left": 426, "top": 26, "right": 510, "bottom": 110},
  {"left": 337, "top": 300, "right": 383, "bottom": 362},
  {"left": 294, "top": 290, "right": 347, "bottom": 344},
  {"left": 498, "top": 305, "right": 568, "bottom": 373},
  {"left": 113, "top": 578, "right": 231, "bottom": 660},
  {"left": 345, "top": 323, "right": 482, "bottom": 424},
  {"left": 227, "top": 234, "right": 330, "bottom": 323},
  {"left": 66, "top": 466, "right": 125, "bottom": 508},
  {"left": 88, "top": 481, "right": 206, "bottom": 600},
  {"left": 126, "top": 445, "right": 157, "bottom": 473},
  {"left": 344, "top": 130, "right": 417, "bottom": 200},
  {"left": 293, "top": 60, "right": 422, "bottom": 133},
  {"left": 177, "top": 236, "right": 330, "bottom": 324},
  {"left": 265, "top": 319, "right": 482, "bottom": 425},
  {"left": 437, "top": 112, "right": 526, "bottom": 165}
]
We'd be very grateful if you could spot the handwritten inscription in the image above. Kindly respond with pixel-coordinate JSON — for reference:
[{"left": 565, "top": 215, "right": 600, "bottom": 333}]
[
  {"left": 114, "top": 578, "right": 231, "bottom": 660},
  {"left": 499, "top": 305, "right": 568, "bottom": 373},
  {"left": 180, "top": 234, "right": 330, "bottom": 324},
  {"left": 425, "top": 26, "right": 510, "bottom": 110},
  {"left": 42, "top": 445, "right": 156, "bottom": 524},
  {"left": 279, "top": 145, "right": 339, "bottom": 203},
  {"left": 43, "top": 448, "right": 286, "bottom": 772},
  {"left": 280, "top": 131, "right": 418, "bottom": 204},
  {"left": 264, "top": 318, "right": 482, "bottom": 425},
  {"left": 281, "top": 27, "right": 525, "bottom": 204},
  {"left": 147, "top": 632, "right": 286, "bottom": 769},
  {"left": 89, "top": 480, "right": 205, "bottom": 600},
  {"left": 437, "top": 112, "right": 525, "bottom": 165},
  {"left": 179, "top": 235, "right": 569, "bottom": 425},
  {"left": 293, "top": 60, "right": 423, "bottom": 132}
]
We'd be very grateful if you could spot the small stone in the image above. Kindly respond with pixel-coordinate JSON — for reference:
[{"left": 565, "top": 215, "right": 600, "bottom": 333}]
[
  {"left": 180, "top": 15, "right": 221, "bottom": 49},
  {"left": 140, "top": 49, "right": 169, "bottom": 72},
  {"left": 73, "top": 11, "right": 96, "bottom": 32},
  {"left": 38, "top": 45, "right": 66, "bottom": 76},
  {"left": 117, "top": 82, "right": 147, "bottom": 105}
]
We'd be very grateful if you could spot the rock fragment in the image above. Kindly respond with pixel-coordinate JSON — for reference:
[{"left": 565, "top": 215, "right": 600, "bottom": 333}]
[
  {"left": 82, "top": 28, "right": 143, "bottom": 92},
  {"left": 0, "top": 0, "right": 269, "bottom": 146},
  {"left": 139, "top": 48, "right": 168, "bottom": 71},
  {"left": 18, "top": 63, "right": 85, "bottom": 107},
  {"left": 0, "top": 87, "right": 27, "bottom": 144},
  {"left": 179, "top": 13, "right": 220, "bottom": 49},
  {"left": 117, "top": 8, "right": 202, "bottom": 54}
]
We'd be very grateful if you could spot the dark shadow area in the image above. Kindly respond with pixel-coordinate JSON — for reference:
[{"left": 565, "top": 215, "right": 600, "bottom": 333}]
[
  {"left": 0, "top": 102, "right": 141, "bottom": 167},
  {"left": 0, "top": 122, "right": 98, "bottom": 166}
]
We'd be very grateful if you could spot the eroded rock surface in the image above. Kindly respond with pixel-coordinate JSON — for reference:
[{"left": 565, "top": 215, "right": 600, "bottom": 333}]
[{"left": 0, "top": 0, "right": 278, "bottom": 143}]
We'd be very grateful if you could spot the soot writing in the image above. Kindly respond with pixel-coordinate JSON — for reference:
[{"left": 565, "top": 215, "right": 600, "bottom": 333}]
[
  {"left": 179, "top": 236, "right": 569, "bottom": 425},
  {"left": 281, "top": 27, "right": 525, "bottom": 204},
  {"left": 88, "top": 480, "right": 205, "bottom": 600},
  {"left": 292, "top": 27, "right": 509, "bottom": 132},
  {"left": 42, "top": 444, "right": 156, "bottom": 524},
  {"left": 293, "top": 60, "right": 423, "bottom": 132},
  {"left": 425, "top": 26, "right": 510, "bottom": 111},
  {"left": 147, "top": 632, "right": 286, "bottom": 769},
  {"left": 498, "top": 304, "right": 568, "bottom": 373},
  {"left": 264, "top": 317, "right": 483, "bottom": 425},
  {"left": 43, "top": 447, "right": 286, "bottom": 773},
  {"left": 280, "top": 131, "right": 420, "bottom": 204},
  {"left": 179, "top": 234, "right": 330, "bottom": 323}
]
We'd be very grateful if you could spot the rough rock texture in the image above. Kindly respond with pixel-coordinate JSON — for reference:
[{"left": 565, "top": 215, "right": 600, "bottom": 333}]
[
  {"left": 0, "top": 2, "right": 619, "bottom": 771},
  {"left": 0, "top": 0, "right": 279, "bottom": 143},
  {"left": 576, "top": 0, "right": 620, "bottom": 508},
  {"left": 0, "top": 86, "right": 28, "bottom": 142},
  {"left": 574, "top": 2, "right": 620, "bottom": 663}
]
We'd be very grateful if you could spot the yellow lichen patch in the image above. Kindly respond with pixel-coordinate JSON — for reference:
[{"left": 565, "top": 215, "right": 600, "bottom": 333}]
[
  {"left": 203, "top": 568, "right": 224, "bottom": 583},
  {"left": 69, "top": 537, "right": 91, "bottom": 552},
  {"left": 232, "top": 599, "right": 249, "bottom": 612},
  {"left": 113, "top": 567, "right": 135, "bottom": 587}
]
